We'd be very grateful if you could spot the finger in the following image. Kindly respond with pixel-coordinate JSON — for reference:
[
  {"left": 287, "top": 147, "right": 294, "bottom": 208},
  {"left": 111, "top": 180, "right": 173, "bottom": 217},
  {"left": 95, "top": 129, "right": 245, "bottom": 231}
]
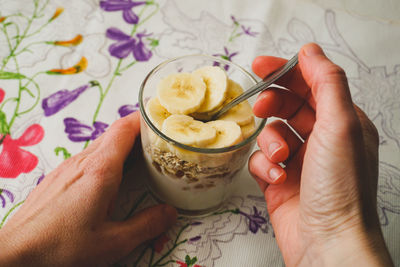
[
  {"left": 264, "top": 158, "right": 302, "bottom": 216},
  {"left": 257, "top": 120, "right": 303, "bottom": 163},
  {"left": 298, "top": 43, "right": 357, "bottom": 127},
  {"left": 107, "top": 204, "right": 177, "bottom": 260},
  {"left": 253, "top": 175, "right": 268, "bottom": 193},
  {"left": 253, "top": 87, "right": 303, "bottom": 118},
  {"left": 85, "top": 112, "right": 141, "bottom": 174},
  {"left": 249, "top": 150, "right": 287, "bottom": 184},
  {"left": 253, "top": 88, "right": 316, "bottom": 139},
  {"left": 252, "top": 55, "right": 312, "bottom": 104}
]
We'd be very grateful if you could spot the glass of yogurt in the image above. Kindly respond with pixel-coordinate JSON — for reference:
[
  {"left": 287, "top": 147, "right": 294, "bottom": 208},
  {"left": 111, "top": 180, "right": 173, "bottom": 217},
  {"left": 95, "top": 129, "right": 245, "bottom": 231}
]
[{"left": 139, "top": 55, "right": 266, "bottom": 216}]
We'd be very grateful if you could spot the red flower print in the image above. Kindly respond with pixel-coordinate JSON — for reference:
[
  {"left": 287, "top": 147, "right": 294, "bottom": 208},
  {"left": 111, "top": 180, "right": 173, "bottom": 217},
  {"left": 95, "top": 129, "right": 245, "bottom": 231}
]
[
  {"left": 176, "top": 261, "right": 201, "bottom": 267},
  {"left": 0, "top": 88, "right": 5, "bottom": 103},
  {"left": 153, "top": 233, "right": 170, "bottom": 253},
  {"left": 176, "top": 261, "right": 187, "bottom": 267},
  {"left": 0, "top": 124, "right": 44, "bottom": 178}
]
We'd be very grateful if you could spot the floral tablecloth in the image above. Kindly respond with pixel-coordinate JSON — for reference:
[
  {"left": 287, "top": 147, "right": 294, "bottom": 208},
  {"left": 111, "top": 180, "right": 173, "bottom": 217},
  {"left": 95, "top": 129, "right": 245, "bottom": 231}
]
[{"left": 0, "top": 0, "right": 399, "bottom": 266}]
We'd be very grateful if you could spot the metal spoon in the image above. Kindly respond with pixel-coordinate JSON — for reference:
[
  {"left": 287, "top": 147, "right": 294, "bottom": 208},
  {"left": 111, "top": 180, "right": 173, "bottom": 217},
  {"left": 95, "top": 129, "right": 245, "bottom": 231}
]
[{"left": 209, "top": 53, "right": 298, "bottom": 121}]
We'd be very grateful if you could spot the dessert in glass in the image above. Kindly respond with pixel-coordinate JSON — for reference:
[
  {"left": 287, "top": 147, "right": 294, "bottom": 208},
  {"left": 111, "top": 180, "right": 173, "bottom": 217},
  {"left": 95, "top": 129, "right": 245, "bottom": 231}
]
[{"left": 139, "top": 55, "right": 266, "bottom": 216}]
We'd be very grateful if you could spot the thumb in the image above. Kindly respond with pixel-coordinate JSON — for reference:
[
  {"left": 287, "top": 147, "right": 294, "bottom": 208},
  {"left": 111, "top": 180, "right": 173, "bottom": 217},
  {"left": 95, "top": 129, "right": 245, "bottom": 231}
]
[
  {"left": 106, "top": 204, "right": 177, "bottom": 261},
  {"left": 299, "top": 43, "right": 357, "bottom": 128}
]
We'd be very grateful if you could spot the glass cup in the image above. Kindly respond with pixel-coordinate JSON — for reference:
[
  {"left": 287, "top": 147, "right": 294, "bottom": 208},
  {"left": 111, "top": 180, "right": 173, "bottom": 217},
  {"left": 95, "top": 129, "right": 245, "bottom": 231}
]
[{"left": 139, "top": 55, "right": 266, "bottom": 216}]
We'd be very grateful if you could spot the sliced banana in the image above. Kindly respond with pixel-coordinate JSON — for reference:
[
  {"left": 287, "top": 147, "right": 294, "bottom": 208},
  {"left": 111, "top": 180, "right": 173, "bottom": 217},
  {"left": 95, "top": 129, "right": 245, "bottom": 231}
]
[
  {"left": 191, "top": 79, "right": 243, "bottom": 120},
  {"left": 168, "top": 144, "right": 232, "bottom": 167},
  {"left": 206, "top": 120, "right": 243, "bottom": 148},
  {"left": 147, "top": 127, "right": 170, "bottom": 151},
  {"left": 224, "top": 79, "right": 244, "bottom": 103},
  {"left": 240, "top": 118, "right": 256, "bottom": 139},
  {"left": 219, "top": 75, "right": 253, "bottom": 127},
  {"left": 193, "top": 66, "right": 228, "bottom": 113},
  {"left": 219, "top": 100, "right": 254, "bottom": 126},
  {"left": 157, "top": 73, "right": 206, "bottom": 114},
  {"left": 168, "top": 144, "right": 203, "bottom": 164},
  {"left": 146, "top": 97, "right": 171, "bottom": 129},
  {"left": 162, "top": 114, "right": 216, "bottom": 147}
]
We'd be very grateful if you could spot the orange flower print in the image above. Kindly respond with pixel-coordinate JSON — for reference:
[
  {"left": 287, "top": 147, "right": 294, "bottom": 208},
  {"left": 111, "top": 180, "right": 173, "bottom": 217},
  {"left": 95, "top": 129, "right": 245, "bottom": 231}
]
[
  {"left": 50, "top": 34, "right": 83, "bottom": 47},
  {"left": 49, "top": 7, "right": 64, "bottom": 21},
  {"left": 47, "top": 57, "right": 88, "bottom": 75},
  {"left": 0, "top": 17, "right": 5, "bottom": 23}
]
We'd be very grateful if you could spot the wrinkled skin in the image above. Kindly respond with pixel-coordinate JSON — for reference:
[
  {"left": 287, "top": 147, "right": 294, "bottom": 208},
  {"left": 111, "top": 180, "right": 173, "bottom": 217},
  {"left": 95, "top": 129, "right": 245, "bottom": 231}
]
[
  {"left": 248, "top": 43, "right": 393, "bottom": 266},
  {"left": 0, "top": 112, "right": 177, "bottom": 267}
]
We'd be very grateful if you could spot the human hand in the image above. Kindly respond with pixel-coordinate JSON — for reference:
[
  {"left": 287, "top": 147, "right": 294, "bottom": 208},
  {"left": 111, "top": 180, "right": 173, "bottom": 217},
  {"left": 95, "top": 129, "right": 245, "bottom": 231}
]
[
  {"left": 0, "top": 112, "right": 177, "bottom": 266},
  {"left": 249, "top": 43, "right": 393, "bottom": 266}
]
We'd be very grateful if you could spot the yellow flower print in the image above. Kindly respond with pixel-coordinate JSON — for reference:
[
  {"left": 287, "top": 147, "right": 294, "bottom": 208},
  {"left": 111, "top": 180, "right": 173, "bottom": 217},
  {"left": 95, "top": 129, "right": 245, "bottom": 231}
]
[
  {"left": 47, "top": 57, "right": 88, "bottom": 75},
  {"left": 50, "top": 34, "right": 83, "bottom": 47},
  {"left": 49, "top": 7, "right": 64, "bottom": 21}
]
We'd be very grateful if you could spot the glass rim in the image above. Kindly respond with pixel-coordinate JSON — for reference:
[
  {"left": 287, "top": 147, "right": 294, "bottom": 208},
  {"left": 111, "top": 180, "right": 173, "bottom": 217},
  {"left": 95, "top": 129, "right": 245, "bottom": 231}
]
[{"left": 139, "top": 54, "right": 266, "bottom": 154}]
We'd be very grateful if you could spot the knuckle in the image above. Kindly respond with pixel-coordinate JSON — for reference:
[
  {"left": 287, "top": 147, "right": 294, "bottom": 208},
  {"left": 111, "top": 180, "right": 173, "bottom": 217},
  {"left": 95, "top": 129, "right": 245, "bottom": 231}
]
[
  {"left": 248, "top": 151, "right": 263, "bottom": 175},
  {"left": 82, "top": 154, "right": 117, "bottom": 178},
  {"left": 58, "top": 154, "right": 86, "bottom": 172},
  {"left": 248, "top": 152, "right": 257, "bottom": 173},
  {"left": 323, "top": 63, "right": 346, "bottom": 78},
  {"left": 318, "top": 62, "right": 348, "bottom": 87}
]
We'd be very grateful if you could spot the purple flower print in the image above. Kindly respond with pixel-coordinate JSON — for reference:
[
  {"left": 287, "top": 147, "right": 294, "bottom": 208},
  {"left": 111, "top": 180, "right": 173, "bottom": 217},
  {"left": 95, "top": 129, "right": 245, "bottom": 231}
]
[
  {"left": 230, "top": 15, "right": 239, "bottom": 26},
  {"left": 188, "top": 235, "right": 201, "bottom": 244},
  {"left": 0, "top": 188, "right": 14, "bottom": 208},
  {"left": 229, "top": 15, "right": 258, "bottom": 40},
  {"left": 106, "top": 27, "right": 136, "bottom": 59},
  {"left": 37, "top": 174, "right": 45, "bottom": 185},
  {"left": 106, "top": 28, "right": 153, "bottom": 62},
  {"left": 239, "top": 206, "right": 267, "bottom": 234},
  {"left": 241, "top": 25, "right": 258, "bottom": 37},
  {"left": 42, "top": 84, "right": 89, "bottom": 116},
  {"left": 64, "top": 118, "right": 108, "bottom": 142},
  {"left": 118, "top": 103, "right": 139, "bottom": 117},
  {"left": 92, "top": 122, "right": 109, "bottom": 139},
  {"left": 213, "top": 47, "right": 239, "bottom": 71},
  {"left": 100, "top": 0, "right": 146, "bottom": 24},
  {"left": 133, "top": 31, "right": 153, "bottom": 62}
]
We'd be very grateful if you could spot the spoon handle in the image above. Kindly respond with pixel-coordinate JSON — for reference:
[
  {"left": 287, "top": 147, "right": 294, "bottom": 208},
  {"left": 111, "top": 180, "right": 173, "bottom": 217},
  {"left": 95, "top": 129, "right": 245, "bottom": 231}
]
[{"left": 212, "top": 53, "right": 298, "bottom": 120}]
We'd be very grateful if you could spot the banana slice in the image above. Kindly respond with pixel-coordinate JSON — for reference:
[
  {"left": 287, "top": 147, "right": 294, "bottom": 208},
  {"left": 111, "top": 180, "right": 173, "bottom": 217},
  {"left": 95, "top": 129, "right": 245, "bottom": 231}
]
[
  {"left": 225, "top": 79, "right": 244, "bottom": 103},
  {"left": 168, "top": 143, "right": 232, "bottom": 167},
  {"left": 241, "top": 118, "right": 256, "bottom": 139},
  {"left": 146, "top": 97, "right": 171, "bottom": 129},
  {"left": 219, "top": 100, "right": 254, "bottom": 126},
  {"left": 157, "top": 73, "right": 206, "bottom": 114},
  {"left": 206, "top": 120, "right": 243, "bottom": 148},
  {"left": 219, "top": 78, "right": 253, "bottom": 126},
  {"left": 193, "top": 66, "right": 228, "bottom": 113},
  {"left": 191, "top": 78, "right": 241, "bottom": 120},
  {"left": 162, "top": 114, "right": 216, "bottom": 147}
]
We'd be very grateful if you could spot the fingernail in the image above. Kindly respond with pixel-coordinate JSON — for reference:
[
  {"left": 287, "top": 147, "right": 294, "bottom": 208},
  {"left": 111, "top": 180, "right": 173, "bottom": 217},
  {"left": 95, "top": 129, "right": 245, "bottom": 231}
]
[
  {"left": 269, "top": 167, "right": 282, "bottom": 182},
  {"left": 303, "top": 43, "right": 323, "bottom": 57},
  {"left": 268, "top": 142, "right": 281, "bottom": 157}
]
